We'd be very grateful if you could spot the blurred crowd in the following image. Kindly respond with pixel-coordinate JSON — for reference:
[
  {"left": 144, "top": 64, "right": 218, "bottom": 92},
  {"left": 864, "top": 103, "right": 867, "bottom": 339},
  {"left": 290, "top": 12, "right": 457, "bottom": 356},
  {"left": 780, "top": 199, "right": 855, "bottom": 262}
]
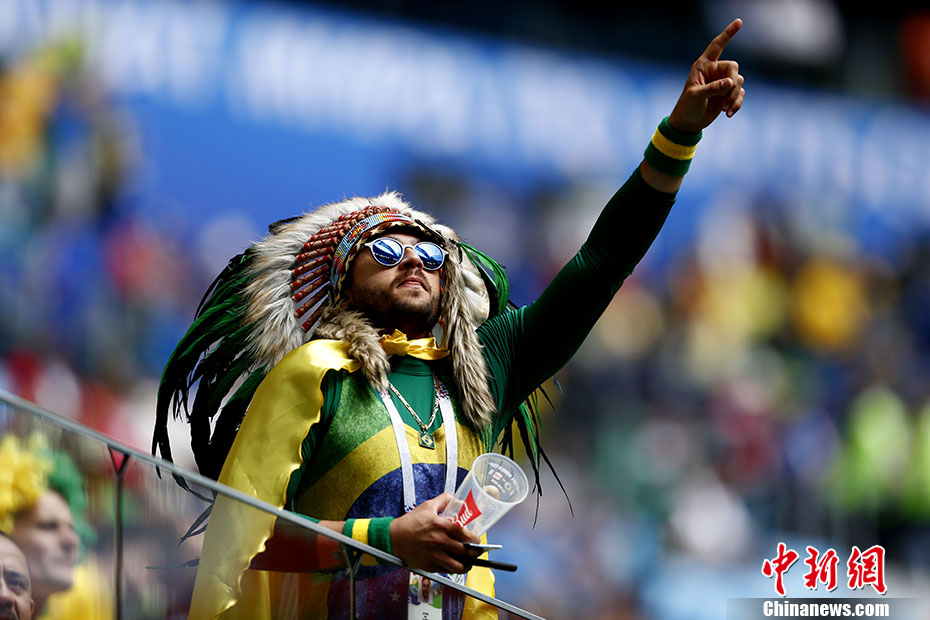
[
  {"left": 3, "top": 20, "right": 930, "bottom": 620},
  {"left": 0, "top": 39, "right": 210, "bottom": 459}
]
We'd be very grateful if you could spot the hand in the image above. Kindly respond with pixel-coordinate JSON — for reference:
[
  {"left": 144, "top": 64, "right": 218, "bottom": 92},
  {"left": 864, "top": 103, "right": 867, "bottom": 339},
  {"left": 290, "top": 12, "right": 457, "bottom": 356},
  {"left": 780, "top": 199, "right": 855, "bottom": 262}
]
[
  {"left": 668, "top": 18, "right": 745, "bottom": 134},
  {"left": 389, "top": 493, "right": 481, "bottom": 573}
]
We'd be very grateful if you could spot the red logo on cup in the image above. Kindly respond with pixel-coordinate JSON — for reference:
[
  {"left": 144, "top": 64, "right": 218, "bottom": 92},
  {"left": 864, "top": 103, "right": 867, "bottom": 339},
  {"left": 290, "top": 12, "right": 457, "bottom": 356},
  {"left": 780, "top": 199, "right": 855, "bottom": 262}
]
[{"left": 453, "top": 490, "right": 482, "bottom": 528}]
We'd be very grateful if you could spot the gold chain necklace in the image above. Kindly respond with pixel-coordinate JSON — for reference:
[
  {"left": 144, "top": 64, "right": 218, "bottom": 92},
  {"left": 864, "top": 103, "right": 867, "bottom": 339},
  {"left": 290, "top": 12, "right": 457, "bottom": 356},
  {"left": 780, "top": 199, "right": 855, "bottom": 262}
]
[{"left": 387, "top": 380, "right": 439, "bottom": 449}]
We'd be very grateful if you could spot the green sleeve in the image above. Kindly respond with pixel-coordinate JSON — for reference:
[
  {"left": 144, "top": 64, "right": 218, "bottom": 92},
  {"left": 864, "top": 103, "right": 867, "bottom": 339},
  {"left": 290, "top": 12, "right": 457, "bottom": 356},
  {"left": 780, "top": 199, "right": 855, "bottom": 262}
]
[
  {"left": 284, "top": 369, "right": 344, "bottom": 507},
  {"left": 480, "top": 167, "right": 677, "bottom": 429}
]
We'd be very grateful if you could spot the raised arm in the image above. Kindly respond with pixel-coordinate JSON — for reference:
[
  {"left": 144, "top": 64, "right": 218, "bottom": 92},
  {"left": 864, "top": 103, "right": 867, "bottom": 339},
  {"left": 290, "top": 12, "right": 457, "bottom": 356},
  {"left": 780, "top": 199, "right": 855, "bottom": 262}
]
[
  {"left": 482, "top": 19, "right": 746, "bottom": 414},
  {"left": 643, "top": 18, "right": 745, "bottom": 193}
]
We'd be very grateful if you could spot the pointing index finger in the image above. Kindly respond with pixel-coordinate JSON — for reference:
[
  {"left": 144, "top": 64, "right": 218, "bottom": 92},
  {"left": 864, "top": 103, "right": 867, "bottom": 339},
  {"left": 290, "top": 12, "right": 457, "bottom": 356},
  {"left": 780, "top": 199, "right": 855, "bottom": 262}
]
[{"left": 702, "top": 18, "right": 742, "bottom": 62}]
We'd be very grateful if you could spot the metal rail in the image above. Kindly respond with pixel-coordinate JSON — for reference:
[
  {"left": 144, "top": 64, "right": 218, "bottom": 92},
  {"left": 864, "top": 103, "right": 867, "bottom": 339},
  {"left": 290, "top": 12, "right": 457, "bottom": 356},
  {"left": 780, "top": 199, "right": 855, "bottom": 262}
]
[{"left": 0, "top": 389, "right": 545, "bottom": 620}]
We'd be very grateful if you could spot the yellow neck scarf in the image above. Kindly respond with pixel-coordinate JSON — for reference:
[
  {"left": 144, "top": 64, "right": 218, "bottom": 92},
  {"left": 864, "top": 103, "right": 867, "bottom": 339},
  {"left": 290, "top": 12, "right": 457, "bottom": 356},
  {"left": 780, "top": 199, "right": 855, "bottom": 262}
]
[{"left": 379, "top": 330, "right": 449, "bottom": 360}]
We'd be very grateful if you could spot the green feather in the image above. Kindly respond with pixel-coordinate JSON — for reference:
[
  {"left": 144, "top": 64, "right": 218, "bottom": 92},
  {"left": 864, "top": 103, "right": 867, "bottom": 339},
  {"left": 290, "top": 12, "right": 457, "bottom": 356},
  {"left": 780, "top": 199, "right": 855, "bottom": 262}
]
[
  {"left": 154, "top": 250, "right": 261, "bottom": 480},
  {"left": 458, "top": 243, "right": 511, "bottom": 317}
]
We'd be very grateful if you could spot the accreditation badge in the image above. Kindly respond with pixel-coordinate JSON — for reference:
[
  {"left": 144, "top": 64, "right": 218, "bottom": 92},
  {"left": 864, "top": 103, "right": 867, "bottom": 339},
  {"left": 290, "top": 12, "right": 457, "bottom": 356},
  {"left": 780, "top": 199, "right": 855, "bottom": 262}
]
[{"left": 407, "top": 572, "right": 467, "bottom": 619}]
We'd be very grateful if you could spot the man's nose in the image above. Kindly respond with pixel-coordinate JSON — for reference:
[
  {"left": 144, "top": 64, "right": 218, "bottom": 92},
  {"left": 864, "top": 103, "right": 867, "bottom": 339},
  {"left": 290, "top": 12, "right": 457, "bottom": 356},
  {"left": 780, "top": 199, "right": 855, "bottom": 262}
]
[{"left": 397, "top": 246, "right": 423, "bottom": 269}]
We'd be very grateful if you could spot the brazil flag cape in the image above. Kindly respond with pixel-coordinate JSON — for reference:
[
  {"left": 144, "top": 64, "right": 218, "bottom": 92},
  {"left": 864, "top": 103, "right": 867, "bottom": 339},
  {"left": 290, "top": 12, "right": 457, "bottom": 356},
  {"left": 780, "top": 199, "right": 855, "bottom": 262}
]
[{"left": 188, "top": 339, "right": 496, "bottom": 620}]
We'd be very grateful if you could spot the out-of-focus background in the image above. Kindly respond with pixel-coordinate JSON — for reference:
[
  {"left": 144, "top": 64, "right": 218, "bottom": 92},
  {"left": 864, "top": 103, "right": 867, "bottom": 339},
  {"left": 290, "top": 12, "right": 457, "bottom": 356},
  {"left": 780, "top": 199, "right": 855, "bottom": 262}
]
[{"left": 2, "top": 0, "right": 930, "bottom": 617}]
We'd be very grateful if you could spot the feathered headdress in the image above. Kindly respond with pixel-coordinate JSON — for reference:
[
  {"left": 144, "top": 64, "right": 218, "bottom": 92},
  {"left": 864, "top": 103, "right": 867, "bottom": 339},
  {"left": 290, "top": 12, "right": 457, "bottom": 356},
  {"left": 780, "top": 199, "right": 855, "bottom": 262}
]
[{"left": 154, "top": 191, "right": 548, "bottom": 491}]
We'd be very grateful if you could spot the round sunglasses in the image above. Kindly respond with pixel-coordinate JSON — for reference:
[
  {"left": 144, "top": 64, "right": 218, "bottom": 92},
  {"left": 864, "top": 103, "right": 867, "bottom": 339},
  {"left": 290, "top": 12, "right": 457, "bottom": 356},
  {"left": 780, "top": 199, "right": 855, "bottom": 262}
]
[{"left": 364, "top": 237, "right": 446, "bottom": 271}]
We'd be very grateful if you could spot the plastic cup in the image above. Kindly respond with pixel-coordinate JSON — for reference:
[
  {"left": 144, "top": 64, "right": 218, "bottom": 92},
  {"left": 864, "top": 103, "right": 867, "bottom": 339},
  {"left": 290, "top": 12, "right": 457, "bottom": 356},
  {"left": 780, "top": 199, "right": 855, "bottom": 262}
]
[{"left": 441, "top": 453, "right": 529, "bottom": 535}]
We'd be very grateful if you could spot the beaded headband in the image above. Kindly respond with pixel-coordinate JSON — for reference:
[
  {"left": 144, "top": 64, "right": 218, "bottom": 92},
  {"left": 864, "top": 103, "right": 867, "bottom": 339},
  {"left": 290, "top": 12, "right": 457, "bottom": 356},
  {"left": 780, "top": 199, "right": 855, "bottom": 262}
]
[{"left": 329, "top": 212, "right": 419, "bottom": 288}]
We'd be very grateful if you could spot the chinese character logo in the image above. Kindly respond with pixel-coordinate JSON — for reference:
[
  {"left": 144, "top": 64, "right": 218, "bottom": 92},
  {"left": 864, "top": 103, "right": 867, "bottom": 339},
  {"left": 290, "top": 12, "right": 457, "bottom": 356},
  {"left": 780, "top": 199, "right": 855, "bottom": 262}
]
[
  {"left": 804, "top": 546, "right": 839, "bottom": 591},
  {"left": 762, "top": 542, "right": 799, "bottom": 596},
  {"left": 762, "top": 543, "right": 888, "bottom": 597},
  {"left": 847, "top": 545, "right": 887, "bottom": 594}
]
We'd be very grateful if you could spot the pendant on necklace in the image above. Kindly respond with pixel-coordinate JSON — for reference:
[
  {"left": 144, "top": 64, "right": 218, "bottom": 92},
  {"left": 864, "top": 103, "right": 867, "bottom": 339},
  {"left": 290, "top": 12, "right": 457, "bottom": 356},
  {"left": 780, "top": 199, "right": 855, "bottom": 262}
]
[{"left": 418, "top": 431, "right": 435, "bottom": 450}]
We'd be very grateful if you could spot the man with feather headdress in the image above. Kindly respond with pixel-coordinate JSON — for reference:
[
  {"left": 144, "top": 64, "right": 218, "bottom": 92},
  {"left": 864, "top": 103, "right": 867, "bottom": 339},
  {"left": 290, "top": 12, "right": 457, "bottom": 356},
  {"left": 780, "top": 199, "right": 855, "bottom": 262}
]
[{"left": 154, "top": 19, "right": 746, "bottom": 620}]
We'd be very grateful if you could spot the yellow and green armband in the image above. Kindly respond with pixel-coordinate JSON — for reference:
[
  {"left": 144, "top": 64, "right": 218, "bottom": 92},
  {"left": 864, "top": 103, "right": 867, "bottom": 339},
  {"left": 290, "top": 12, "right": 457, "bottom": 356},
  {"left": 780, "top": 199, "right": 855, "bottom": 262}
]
[
  {"left": 343, "top": 517, "right": 393, "bottom": 555},
  {"left": 643, "top": 116, "right": 702, "bottom": 176}
]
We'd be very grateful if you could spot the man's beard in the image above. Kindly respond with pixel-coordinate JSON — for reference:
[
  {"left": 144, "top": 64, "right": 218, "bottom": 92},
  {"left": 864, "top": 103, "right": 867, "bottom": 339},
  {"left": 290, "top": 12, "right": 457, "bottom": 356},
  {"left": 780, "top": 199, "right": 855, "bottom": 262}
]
[{"left": 348, "top": 277, "right": 441, "bottom": 337}]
